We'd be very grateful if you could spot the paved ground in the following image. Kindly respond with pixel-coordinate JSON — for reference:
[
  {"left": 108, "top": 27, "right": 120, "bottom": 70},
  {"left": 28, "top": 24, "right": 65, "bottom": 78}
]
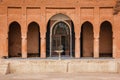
[{"left": 0, "top": 73, "right": 120, "bottom": 80}]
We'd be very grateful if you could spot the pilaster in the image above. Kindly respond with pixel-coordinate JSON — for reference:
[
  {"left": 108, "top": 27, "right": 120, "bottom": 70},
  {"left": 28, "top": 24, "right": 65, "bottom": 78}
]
[
  {"left": 75, "top": 36, "right": 80, "bottom": 58},
  {"left": 22, "top": 35, "right": 27, "bottom": 58},
  {"left": 94, "top": 36, "right": 99, "bottom": 58}
]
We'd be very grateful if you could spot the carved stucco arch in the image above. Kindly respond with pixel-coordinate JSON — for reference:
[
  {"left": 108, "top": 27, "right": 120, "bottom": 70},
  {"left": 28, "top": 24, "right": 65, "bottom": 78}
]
[
  {"left": 46, "top": 13, "right": 75, "bottom": 27},
  {"left": 48, "top": 13, "right": 74, "bottom": 57}
]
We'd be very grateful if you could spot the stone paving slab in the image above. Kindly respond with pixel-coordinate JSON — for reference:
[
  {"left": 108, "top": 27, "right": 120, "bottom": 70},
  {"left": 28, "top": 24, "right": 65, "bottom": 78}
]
[{"left": 0, "top": 73, "right": 120, "bottom": 80}]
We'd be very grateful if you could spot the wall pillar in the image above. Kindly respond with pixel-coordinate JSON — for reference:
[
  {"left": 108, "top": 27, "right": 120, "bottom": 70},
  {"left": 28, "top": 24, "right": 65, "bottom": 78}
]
[
  {"left": 74, "top": 5, "right": 80, "bottom": 58},
  {"left": 21, "top": 5, "right": 27, "bottom": 58},
  {"left": 5, "top": 38, "right": 8, "bottom": 58},
  {"left": 75, "top": 36, "right": 80, "bottom": 58},
  {"left": 22, "top": 36, "right": 27, "bottom": 58},
  {"left": 41, "top": 36, "right": 46, "bottom": 58},
  {"left": 40, "top": 5, "right": 46, "bottom": 58},
  {"left": 0, "top": 37, "right": 8, "bottom": 58},
  {"left": 113, "top": 14, "right": 117, "bottom": 58},
  {"left": 94, "top": 36, "right": 99, "bottom": 58},
  {"left": 94, "top": 6, "right": 99, "bottom": 58},
  {"left": 0, "top": 6, "right": 8, "bottom": 58}
]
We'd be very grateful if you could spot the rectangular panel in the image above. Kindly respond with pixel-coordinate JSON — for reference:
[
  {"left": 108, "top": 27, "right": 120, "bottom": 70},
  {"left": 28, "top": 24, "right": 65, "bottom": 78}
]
[
  {"left": 8, "top": 7, "right": 21, "bottom": 15},
  {"left": 81, "top": 7, "right": 94, "bottom": 18},
  {"left": 100, "top": 7, "right": 113, "bottom": 17},
  {"left": 27, "top": 7, "right": 40, "bottom": 15}
]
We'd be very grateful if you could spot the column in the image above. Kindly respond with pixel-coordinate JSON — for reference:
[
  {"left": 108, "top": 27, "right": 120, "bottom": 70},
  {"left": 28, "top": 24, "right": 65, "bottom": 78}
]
[
  {"left": 94, "top": 36, "right": 99, "bottom": 58},
  {"left": 40, "top": 5, "right": 46, "bottom": 58},
  {"left": 21, "top": 5, "right": 27, "bottom": 58},
  {"left": 22, "top": 36, "right": 27, "bottom": 58},
  {"left": 75, "top": 4, "right": 80, "bottom": 58},
  {"left": 94, "top": 5, "right": 99, "bottom": 58},
  {"left": 41, "top": 36, "right": 46, "bottom": 58},
  {"left": 113, "top": 37, "right": 116, "bottom": 58},
  {"left": 75, "top": 36, "right": 80, "bottom": 58}
]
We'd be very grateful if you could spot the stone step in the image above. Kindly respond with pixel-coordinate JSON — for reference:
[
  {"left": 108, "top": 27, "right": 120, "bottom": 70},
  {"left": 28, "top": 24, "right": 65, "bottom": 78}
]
[{"left": 0, "top": 62, "right": 9, "bottom": 75}]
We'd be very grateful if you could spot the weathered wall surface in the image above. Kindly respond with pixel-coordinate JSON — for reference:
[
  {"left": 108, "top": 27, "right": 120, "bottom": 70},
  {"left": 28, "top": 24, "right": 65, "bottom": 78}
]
[{"left": 1, "top": 59, "right": 118, "bottom": 73}]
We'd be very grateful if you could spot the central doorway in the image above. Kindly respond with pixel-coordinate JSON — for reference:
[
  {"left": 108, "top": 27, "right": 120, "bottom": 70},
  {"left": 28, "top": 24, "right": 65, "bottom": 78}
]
[
  {"left": 51, "top": 22, "right": 70, "bottom": 56},
  {"left": 46, "top": 13, "right": 75, "bottom": 57}
]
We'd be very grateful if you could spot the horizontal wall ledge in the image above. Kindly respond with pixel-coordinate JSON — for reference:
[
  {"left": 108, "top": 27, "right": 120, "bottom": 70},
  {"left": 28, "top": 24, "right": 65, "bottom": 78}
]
[{"left": 0, "top": 59, "right": 119, "bottom": 74}]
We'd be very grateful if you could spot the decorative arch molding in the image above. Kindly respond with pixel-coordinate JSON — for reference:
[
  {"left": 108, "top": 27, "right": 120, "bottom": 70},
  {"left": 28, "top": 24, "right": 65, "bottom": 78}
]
[
  {"left": 46, "top": 13, "right": 75, "bottom": 57},
  {"left": 52, "top": 21, "right": 70, "bottom": 35},
  {"left": 46, "top": 13, "right": 75, "bottom": 25},
  {"left": 50, "top": 20, "right": 72, "bottom": 36},
  {"left": 50, "top": 21, "right": 71, "bottom": 57}
]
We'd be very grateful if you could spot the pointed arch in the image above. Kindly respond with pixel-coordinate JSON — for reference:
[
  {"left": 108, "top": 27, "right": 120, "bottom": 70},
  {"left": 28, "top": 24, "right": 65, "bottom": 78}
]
[
  {"left": 27, "top": 22, "right": 40, "bottom": 57},
  {"left": 46, "top": 13, "right": 73, "bottom": 24},
  {"left": 80, "top": 21, "right": 94, "bottom": 57},
  {"left": 8, "top": 21, "right": 22, "bottom": 57},
  {"left": 99, "top": 21, "right": 113, "bottom": 57}
]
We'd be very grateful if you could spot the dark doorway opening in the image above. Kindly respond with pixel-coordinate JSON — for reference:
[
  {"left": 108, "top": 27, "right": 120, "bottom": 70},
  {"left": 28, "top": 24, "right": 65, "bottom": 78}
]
[
  {"left": 27, "top": 22, "right": 40, "bottom": 57},
  {"left": 99, "top": 21, "right": 113, "bottom": 57},
  {"left": 8, "top": 22, "right": 22, "bottom": 57},
  {"left": 80, "top": 21, "right": 94, "bottom": 57}
]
